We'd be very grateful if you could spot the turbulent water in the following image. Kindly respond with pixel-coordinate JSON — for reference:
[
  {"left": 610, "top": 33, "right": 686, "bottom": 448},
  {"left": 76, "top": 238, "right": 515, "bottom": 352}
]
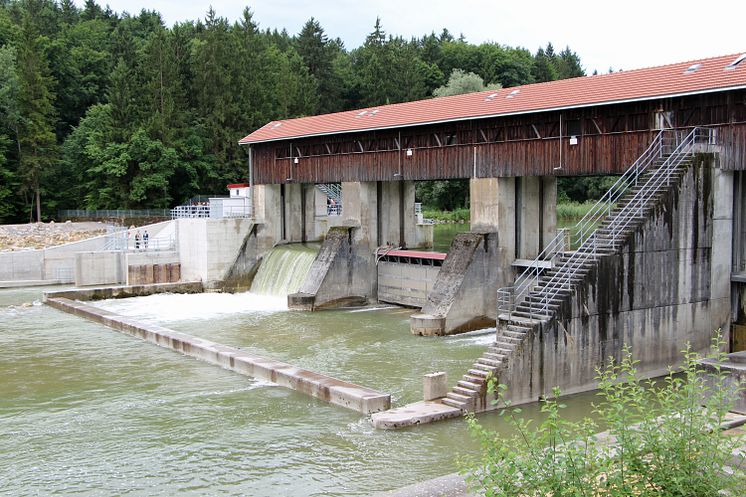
[
  {"left": 0, "top": 286, "right": 601, "bottom": 496},
  {"left": 250, "top": 244, "right": 318, "bottom": 296}
]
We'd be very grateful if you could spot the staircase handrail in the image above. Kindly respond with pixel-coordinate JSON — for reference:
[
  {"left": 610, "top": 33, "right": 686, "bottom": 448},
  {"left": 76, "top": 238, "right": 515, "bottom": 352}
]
[
  {"left": 497, "top": 129, "right": 669, "bottom": 316},
  {"left": 536, "top": 127, "right": 712, "bottom": 316},
  {"left": 573, "top": 130, "right": 672, "bottom": 247},
  {"left": 603, "top": 127, "right": 713, "bottom": 246}
]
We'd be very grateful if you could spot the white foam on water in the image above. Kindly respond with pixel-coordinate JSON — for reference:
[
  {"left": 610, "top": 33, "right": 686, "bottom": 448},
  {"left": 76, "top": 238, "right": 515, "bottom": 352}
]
[
  {"left": 347, "top": 306, "right": 398, "bottom": 313},
  {"left": 93, "top": 292, "right": 288, "bottom": 323},
  {"left": 444, "top": 327, "right": 496, "bottom": 346}
]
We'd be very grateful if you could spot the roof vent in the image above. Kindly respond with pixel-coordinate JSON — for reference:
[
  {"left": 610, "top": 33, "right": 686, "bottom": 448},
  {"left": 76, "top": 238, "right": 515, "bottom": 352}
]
[
  {"left": 506, "top": 89, "right": 520, "bottom": 99},
  {"left": 725, "top": 53, "right": 746, "bottom": 70},
  {"left": 272, "top": 122, "right": 282, "bottom": 128},
  {"left": 369, "top": 109, "right": 380, "bottom": 116},
  {"left": 484, "top": 92, "right": 500, "bottom": 101},
  {"left": 683, "top": 63, "right": 701, "bottom": 74},
  {"left": 357, "top": 110, "right": 369, "bottom": 117}
]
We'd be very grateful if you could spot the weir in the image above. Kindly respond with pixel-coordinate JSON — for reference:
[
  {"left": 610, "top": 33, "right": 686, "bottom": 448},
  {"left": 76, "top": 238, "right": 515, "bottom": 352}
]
[
  {"left": 249, "top": 244, "right": 318, "bottom": 296},
  {"left": 43, "top": 283, "right": 391, "bottom": 414}
]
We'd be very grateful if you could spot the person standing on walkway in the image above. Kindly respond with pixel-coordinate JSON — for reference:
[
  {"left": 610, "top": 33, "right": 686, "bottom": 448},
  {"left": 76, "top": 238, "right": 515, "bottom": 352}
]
[
  {"left": 134, "top": 230, "right": 141, "bottom": 250},
  {"left": 143, "top": 230, "right": 149, "bottom": 250}
]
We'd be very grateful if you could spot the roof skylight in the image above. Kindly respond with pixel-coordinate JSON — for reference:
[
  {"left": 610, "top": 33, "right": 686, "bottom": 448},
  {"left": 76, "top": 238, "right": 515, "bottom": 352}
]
[
  {"left": 684, "top": 63, "right": 701, "bottom": 74},
  {"left": 357, "top": 110, "right": 368, "bottom": 117},
  {"left": 726, "top": 54, "right": 746, "bottom": 70},
  {"left": 484, "top": 92, "right": 500, "bottom": 101},
  {"left": 506, "top": 89, "right": 520, "bottom": 98},
  {"left": 272, "top": 122, "right": 282, "bottom": 128},
  {"left": 370, "top": 109, "right": 380, "bottom": 116}
]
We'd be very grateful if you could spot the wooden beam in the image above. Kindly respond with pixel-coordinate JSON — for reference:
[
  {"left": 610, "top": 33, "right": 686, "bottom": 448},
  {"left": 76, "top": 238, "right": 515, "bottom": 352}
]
[
  {"left": 531, "top": 124, "right": 542, "bottom": 139},
  {"left": 591, "top": 118, "right": 603, "bottom": 135},
  {"left": 433, "top": 133, "right": 442, "bottom": 147},
  {"left": 356, "top": 141, "right": 364, "bottom": 153},
  {"left": 479, "top": 129, "right": 488, "bottom": 142},
  {"left": 325, "top": 143, "right": 332, "bottom": 155}
]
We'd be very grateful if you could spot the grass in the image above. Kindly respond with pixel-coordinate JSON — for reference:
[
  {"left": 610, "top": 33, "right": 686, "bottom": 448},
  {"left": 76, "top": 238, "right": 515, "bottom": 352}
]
[
  {"left": 422, "top": 207, "right": 470, "bottom": 223},
  {"left": 556, "top": 200, "right": 598, "bottom": 222}
]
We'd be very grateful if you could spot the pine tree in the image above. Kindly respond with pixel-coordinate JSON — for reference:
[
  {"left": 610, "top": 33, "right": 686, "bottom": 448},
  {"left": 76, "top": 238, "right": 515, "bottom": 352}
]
[{"left": 15, "top": 10, "right": 57, "bottom": 221}]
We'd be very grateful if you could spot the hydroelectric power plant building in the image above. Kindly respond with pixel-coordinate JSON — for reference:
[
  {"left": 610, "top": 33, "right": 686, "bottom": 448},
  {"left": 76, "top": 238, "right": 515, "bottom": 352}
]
[
  {"left": 235, "top": 52, "right": 746, "bottom": 426},
  {"left": 32, "top": 52, "right": 746, "bottom": 429}
]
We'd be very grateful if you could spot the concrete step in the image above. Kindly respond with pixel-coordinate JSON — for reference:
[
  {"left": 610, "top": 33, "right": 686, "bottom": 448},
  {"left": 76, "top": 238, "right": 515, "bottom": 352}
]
[
  {"left": 482, "top": 352, "right": 506, "bottom": 361},
  {"left": 446, "top": 391, "right": 475, "bottom": 403},
  {"left": 502, "top": 330, "right": 526, "bottom": 339},
  {"left": 490, "top": 346, "right": 514, "bottom": 355},
  {"left": 510, "top": 309, "right": 552, "bottom": 321},
  {"left": 477, "top": 357, "right": 503, "bottom": 368},
  {"left": 457, "top": 379, "right": 483, "bottom": 390},
  {"left": 472, "top": 363, "right": 497, "bottom": 372},
  {"left": 442, "top": 397, "right": 469, "bottom": 410},
  {"left": 463, "top": 374, "right": 486, "bottom": 385},
  {"left": 452, "top": 386, "right": 478, "bottom": 398},
  {"left": 506, "top": 324, "right": 532, "bottom": 333},
  {"left": 468, "top": 368, "right": 492, "bottom": 378}
]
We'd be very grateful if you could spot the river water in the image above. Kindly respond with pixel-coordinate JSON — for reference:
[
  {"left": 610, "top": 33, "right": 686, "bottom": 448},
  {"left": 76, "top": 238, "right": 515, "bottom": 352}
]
[{"left": 0, "top": 281, "right": 600, "bottom": 496}]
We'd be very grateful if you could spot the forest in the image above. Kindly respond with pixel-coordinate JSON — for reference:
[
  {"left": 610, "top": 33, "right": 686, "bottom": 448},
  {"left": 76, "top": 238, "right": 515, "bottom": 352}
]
[{"left": 0, "top": 0, "right": 585, "bottom": 223}]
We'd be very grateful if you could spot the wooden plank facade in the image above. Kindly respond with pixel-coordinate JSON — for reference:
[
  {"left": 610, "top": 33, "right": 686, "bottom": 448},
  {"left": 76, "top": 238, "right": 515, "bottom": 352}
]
[{"left": 250, "top": 89, "right": 746, "bottom": 184}]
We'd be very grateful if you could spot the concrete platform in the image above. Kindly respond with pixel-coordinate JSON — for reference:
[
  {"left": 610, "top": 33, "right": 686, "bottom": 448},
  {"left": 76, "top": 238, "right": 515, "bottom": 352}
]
[
  {"left": 46, "top": 296, "right": 391, "bottom": 415},
  {"left": 371, "top": 400, "right": 462, "bottom": 429}
]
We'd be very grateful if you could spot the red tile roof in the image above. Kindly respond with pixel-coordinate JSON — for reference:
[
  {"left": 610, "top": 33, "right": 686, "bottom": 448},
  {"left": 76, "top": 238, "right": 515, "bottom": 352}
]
[{"left": 239, "top": 52, "right": 746, "bottom": 145}]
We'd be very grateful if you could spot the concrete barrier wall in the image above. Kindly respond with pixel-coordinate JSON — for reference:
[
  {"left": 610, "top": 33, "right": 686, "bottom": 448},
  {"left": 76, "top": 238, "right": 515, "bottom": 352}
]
[
  {"left": 176, "top": 218, "right": 255, "bottom": 287},
  {"left": 45, "top": 294, "right": 390, "bottom": 414},
  {"left": 75, "top": 251, "right": 125, "bottom": 286},
  {"left": 496, "top": 157, "right": 732, "bottom": 407},
  {"left": 0, "top": 250, "right": 44, "bottom": 280}
]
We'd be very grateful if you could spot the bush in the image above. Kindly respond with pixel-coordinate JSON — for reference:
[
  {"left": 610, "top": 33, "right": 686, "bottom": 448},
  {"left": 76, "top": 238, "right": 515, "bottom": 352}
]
[
  {"left": 422, "top": 208, "right": 470, "bottom": 223},
  {"left": 461, "top": 334, "right": 745, "bottom": 497}
]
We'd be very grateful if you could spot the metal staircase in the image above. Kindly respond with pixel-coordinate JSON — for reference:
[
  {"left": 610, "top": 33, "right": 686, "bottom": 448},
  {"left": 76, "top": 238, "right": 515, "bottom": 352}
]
[
  {"left": 316, "top": 183, "right": 342, "bottom": 216},
  {"left": 441, "top": 127, "right": 715, "bottom": 411}
]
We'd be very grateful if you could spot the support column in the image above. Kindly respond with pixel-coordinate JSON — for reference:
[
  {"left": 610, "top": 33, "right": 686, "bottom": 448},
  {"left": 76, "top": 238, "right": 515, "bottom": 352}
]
[
  {"left": 378, "top": 181, "right": 417, "bottom": 248},
  {"left": 252, "top": 184, "right": 282, "bottom": 250},
  {"left": 470, "top": 176, "right": 516, "bottom": 256}
]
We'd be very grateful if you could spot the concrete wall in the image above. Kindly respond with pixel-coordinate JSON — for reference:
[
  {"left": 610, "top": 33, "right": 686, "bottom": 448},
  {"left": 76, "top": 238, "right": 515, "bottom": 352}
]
[
  {"left": 378, "top": 261, "right": 440, "bottom": 307},
  {"left": 495, "top": 157, "right": 733, "bottom": 406},
  {"left": 75, "top": 251, "right": 126, "bottom": 286},
  {"left": 176, "top": 218, "right": 256, "bottom": 288}
]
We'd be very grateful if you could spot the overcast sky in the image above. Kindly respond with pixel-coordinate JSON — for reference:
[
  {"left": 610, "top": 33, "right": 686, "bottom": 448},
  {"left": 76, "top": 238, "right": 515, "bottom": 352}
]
[{"left": 76, "top": 0, "right": 744, "bottom": 76}]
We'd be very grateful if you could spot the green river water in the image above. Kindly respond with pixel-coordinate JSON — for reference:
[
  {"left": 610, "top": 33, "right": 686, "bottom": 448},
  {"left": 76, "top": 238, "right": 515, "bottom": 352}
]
[{"left": 0, "top": 249, "right": 601, "bottom": 496}]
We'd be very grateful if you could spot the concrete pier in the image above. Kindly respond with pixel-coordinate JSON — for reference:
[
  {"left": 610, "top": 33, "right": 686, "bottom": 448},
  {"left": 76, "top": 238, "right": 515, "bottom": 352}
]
[{"left": 44, "top": 286, "right": 390, "bottom": 414}]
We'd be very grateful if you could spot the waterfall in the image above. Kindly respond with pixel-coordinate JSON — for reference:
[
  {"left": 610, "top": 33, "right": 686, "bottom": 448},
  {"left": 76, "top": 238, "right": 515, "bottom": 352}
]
[{"left": 249, "top": 244, "right": 318, "bottom": 296}]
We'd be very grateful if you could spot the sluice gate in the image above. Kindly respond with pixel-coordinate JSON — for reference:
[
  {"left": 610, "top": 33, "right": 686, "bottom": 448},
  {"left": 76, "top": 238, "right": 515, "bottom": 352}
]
[{"left": 376, "top": 250, "right": 445, "bottom": 308}]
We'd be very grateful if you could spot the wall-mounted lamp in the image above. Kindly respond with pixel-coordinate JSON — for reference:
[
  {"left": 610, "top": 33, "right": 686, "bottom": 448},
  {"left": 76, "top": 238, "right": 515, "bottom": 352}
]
[
  {"left": 569, "top": 136, "right": 578, "bottom": 146},
  {"left": 293, "top": 157, "right": 299, "bottom": 164},
  {"left": 405, "top": 148, "right": 413, "bottom": 157}
]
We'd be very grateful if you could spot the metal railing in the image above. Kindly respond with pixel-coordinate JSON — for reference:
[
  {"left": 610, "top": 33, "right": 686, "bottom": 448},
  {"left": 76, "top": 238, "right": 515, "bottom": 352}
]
[
  {"left": 59, "top": 209, "right": 171, "bottom": 219},
  {"left": 317, "top": 183, "right": 343, "bottom": 217},
  {"left": 531, "top": 127, "right": 713, "bottom": 319},
  {"left": 497, "top": 127, "right": 714, "bottom": 320},
  {"left": 497, "top": 130, "right": 672, "bottom": 317},
  {"left": 171, "top": 205, "right": 210, "bottom": 219}
]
